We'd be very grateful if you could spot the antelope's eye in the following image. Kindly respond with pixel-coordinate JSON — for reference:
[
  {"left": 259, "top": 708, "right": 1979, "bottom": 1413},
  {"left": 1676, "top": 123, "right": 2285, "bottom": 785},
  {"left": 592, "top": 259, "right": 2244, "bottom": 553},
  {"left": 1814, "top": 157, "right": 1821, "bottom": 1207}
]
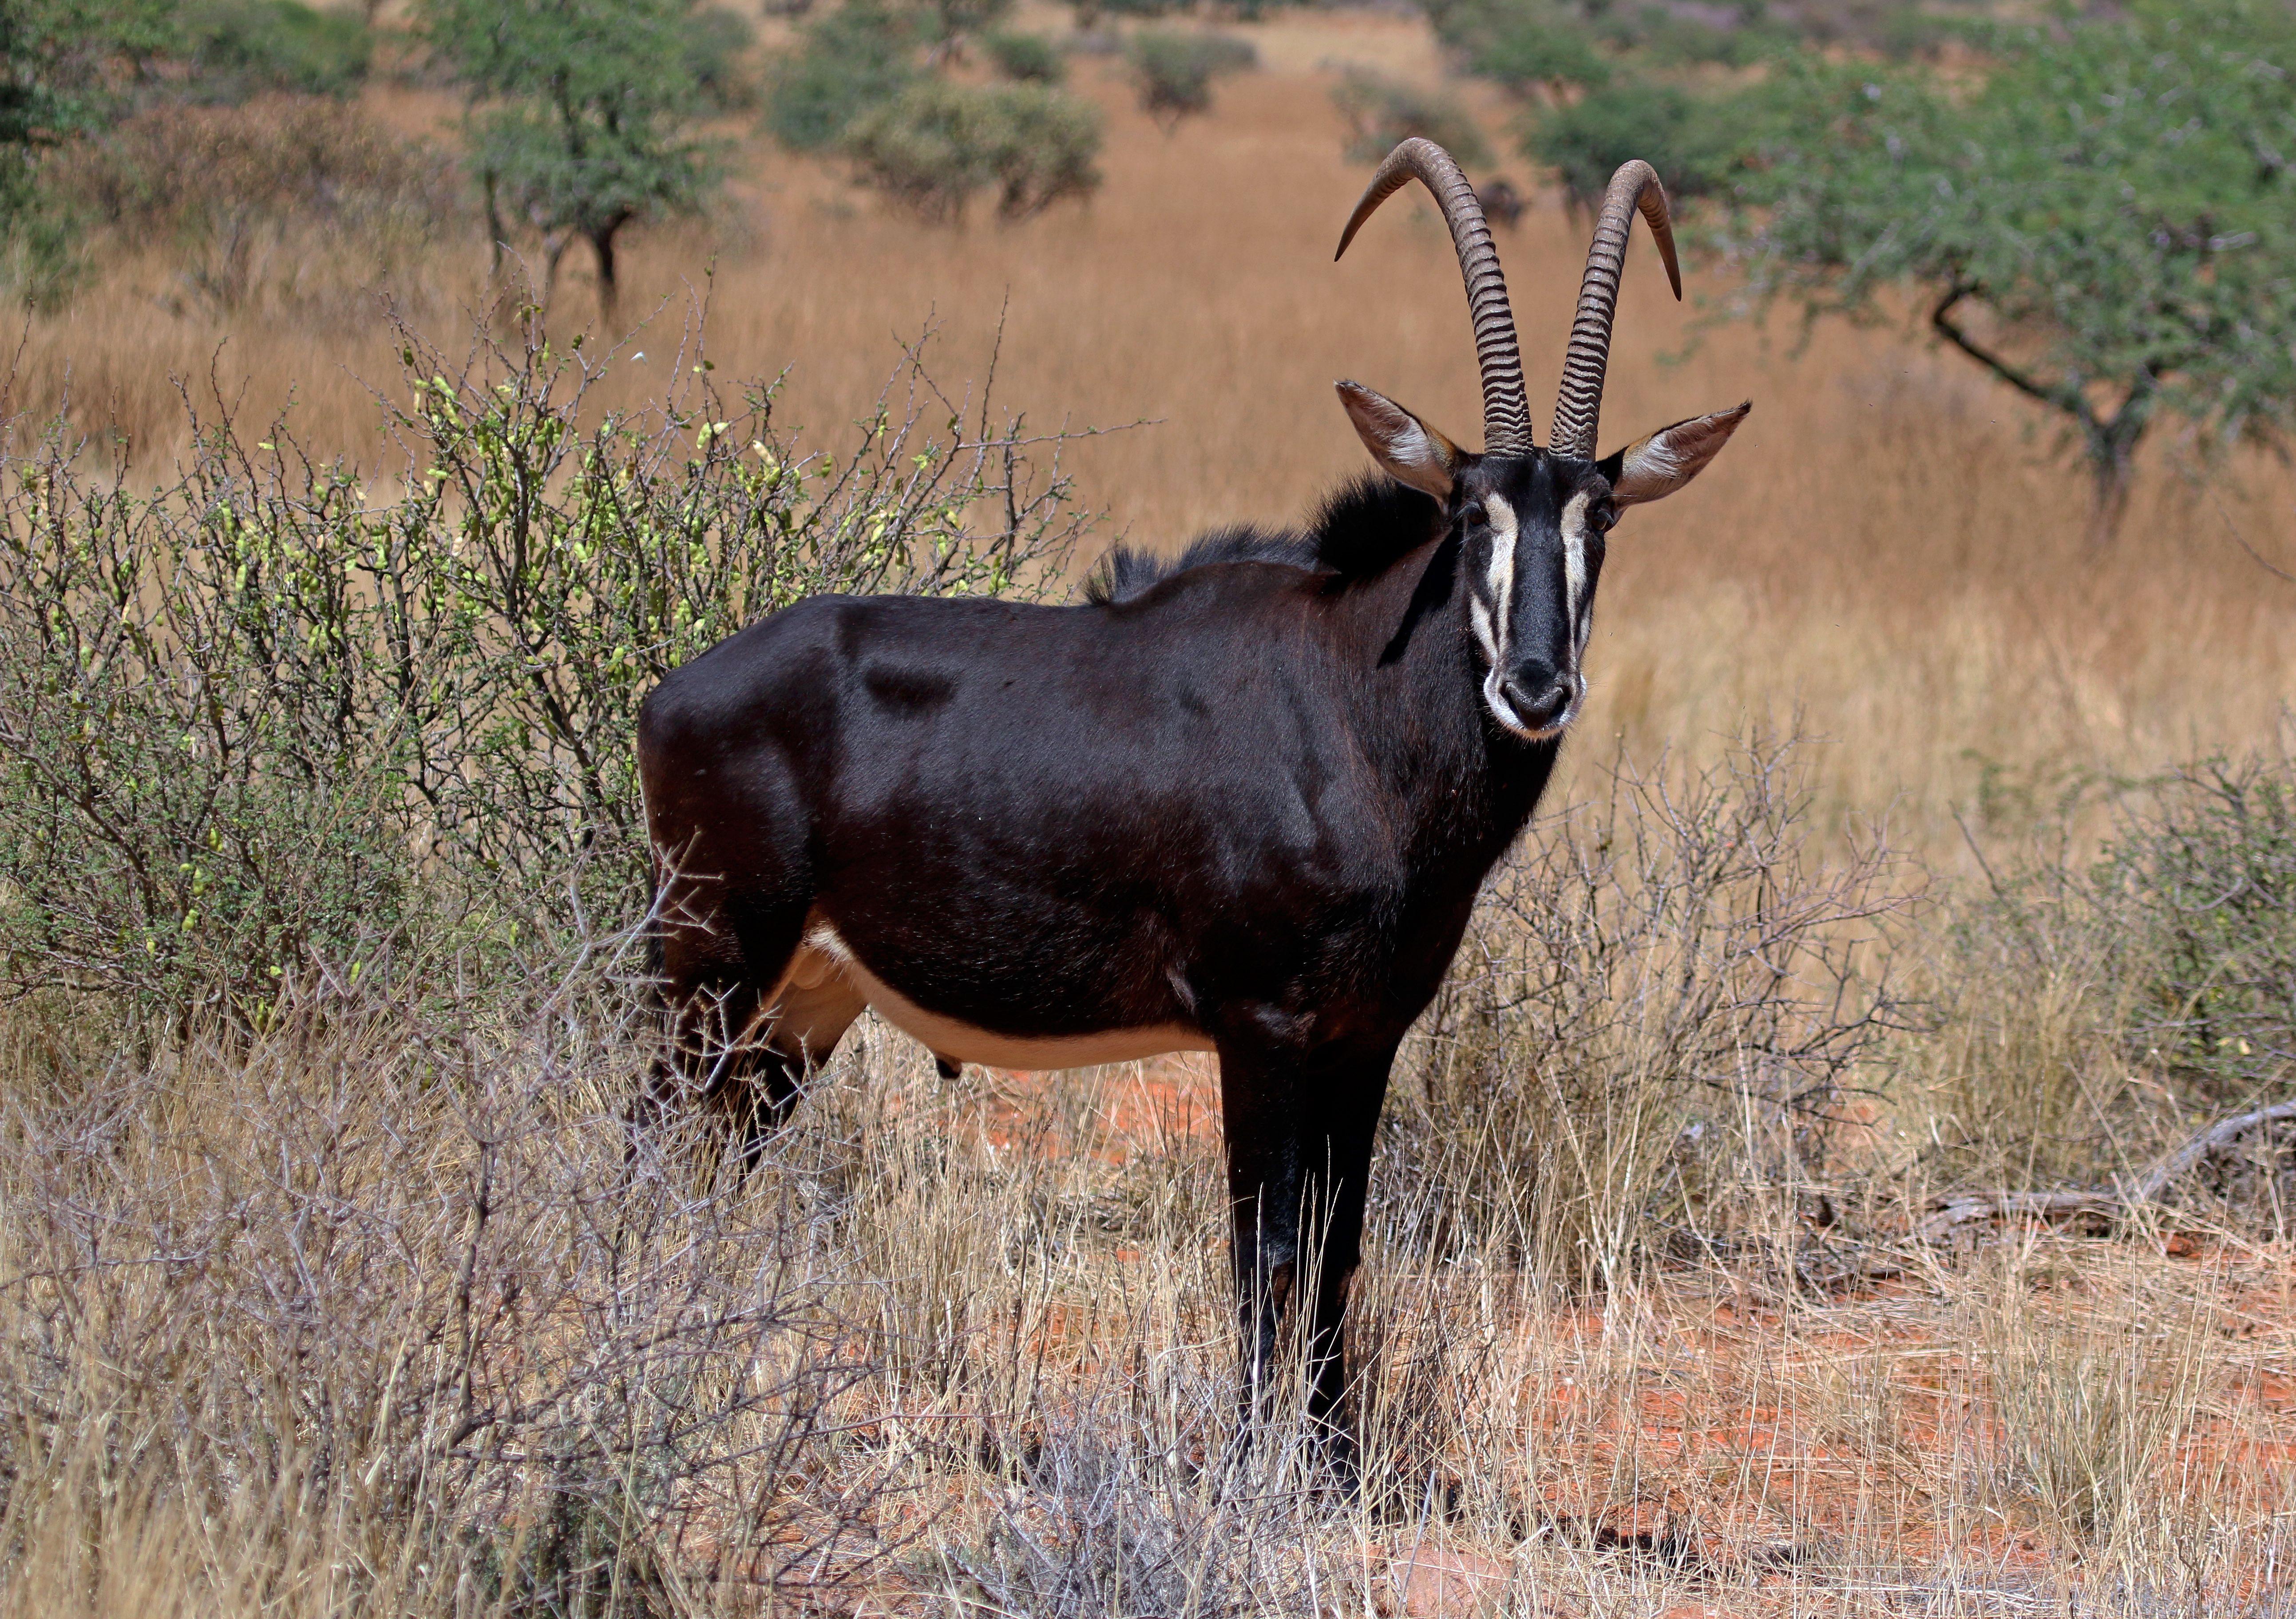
[
  {"left": 1587, "top": 501, "right": 1617, "bottom": 534},
  {"left": 1460, "top": 501, "right": 1488, "bottom": 529}
]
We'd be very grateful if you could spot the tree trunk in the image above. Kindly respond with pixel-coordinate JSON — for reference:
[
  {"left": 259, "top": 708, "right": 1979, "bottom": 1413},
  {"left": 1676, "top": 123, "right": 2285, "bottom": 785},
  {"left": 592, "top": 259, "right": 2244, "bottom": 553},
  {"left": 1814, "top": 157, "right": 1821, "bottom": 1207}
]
[
  {"left": 589, "top": 212, "right": 635, "bottom": 328},
  {"left": 1931, "top": 286, "right": 2157, "bottom": 549},
  {"left": 2082, "top": 374, "right": 2157, "bottom": 549},
  {"left": 590, "top": 223, "right": 618, "bottom": 327},
  {"left": 541, "top": 231, "right": 573, "bottom": 306},
  {"left": 483, "top": 170, "right": 506, "bottom": 278},
  {"left": 2086, "top": 442, "right": 2138, "bottom": 550}
]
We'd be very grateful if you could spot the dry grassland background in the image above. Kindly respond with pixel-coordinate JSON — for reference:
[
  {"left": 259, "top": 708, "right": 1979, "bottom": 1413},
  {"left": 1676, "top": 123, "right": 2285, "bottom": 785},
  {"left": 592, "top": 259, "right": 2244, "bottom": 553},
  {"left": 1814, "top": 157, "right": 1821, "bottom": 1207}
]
[{"left": 1, "top": 5, "right": 2292, "bottom": 1617}]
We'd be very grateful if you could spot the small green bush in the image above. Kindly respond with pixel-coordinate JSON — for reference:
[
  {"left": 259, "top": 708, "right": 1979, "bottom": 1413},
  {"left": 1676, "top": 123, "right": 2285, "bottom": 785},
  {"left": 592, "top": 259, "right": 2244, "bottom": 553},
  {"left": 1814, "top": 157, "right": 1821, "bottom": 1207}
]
[
  {"left": 926, "top": 0, "right": 1014, "bottom": 43},
  {"left": 182, "top": 0, "right": 373, "bottom": 100},
  {"left": 1331, "top": 70, "right": 1491, "bottom": 168},
  {"left": 764, "top": 0, "right": 922, "bottom": 153},
  {"left": 1127, "top": 31, "right": 1257, "bottom": 130},
  {"left": 1429, "top": 0, "right": 1963, "bottom": 73},
  {"left": 1520, "top": 76, "right": 1734, "bottom": 219},
  {"left": 2095, "top": 760, "right": 2296, "bottom": 1105},
  {"left": 846, "top": 79, "right": 1102, "bottom": 224},
  {"left": 683, "top": 4, "right": 759, "bottom": 111},
  {"left": 1600, "top": 6, "right": 1784, "bottom": 68},
  {"left": 982, "top": 28, "right": 1065, "bottom": 84}
]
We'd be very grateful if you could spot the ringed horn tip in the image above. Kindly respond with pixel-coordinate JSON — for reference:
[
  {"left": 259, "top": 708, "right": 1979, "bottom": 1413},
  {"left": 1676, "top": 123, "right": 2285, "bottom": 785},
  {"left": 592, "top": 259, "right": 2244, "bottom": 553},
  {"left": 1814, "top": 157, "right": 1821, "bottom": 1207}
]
[
  {"left": 1550, "top": 159, "right": 1682, "bottom": 462},
  {"left": 1334, "top": 137, "right": 1534, "bottom": 457}
]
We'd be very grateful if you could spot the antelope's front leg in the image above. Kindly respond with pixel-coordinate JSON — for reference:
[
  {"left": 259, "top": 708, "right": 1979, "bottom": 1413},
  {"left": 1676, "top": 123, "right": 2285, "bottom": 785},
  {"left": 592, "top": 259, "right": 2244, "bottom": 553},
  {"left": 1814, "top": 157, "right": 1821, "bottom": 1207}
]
[
  {"left": 1215, "top": 1033, "right": 1304, "bottom": 1422},
  {"left": 1215, "top": 1025, "right": 1398, "bottom": 1469}
]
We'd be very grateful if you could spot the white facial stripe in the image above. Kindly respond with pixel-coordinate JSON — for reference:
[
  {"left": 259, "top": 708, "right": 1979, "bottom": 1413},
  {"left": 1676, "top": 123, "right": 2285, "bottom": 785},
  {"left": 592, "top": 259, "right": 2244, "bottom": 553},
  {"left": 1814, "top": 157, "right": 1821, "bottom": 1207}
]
[
  {"left": 1560, "top": 490, "right": 1591, "bottom": 662},
  {"left": 1483, "top": 492, "right": 1518, "bottom": 664},
  {"left": 1475, "top": 487, "right": 1597, "bottom": 741}
]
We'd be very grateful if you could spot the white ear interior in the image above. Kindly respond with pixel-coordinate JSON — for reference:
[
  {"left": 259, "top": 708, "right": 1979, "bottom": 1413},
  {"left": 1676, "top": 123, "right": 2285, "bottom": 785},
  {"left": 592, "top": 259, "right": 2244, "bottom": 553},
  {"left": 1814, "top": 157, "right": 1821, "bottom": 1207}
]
[
  {"left": 1337, "top": 381, "right": 1457, "bottom": 500},
  {"left": 1609, "top": 401, "right": 1751, "bottom": 506}
]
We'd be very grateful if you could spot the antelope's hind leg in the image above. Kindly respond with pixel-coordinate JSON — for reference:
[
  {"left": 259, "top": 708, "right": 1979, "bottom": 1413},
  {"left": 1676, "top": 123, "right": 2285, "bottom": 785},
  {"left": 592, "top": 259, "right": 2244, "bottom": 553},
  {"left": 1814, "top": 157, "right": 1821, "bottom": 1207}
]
[
  {"left": 644, "top": 883, "right": 859, "bottom": 1161},
  {"left": 734, "top": 942, "right": 866, "bottom": 1159}
]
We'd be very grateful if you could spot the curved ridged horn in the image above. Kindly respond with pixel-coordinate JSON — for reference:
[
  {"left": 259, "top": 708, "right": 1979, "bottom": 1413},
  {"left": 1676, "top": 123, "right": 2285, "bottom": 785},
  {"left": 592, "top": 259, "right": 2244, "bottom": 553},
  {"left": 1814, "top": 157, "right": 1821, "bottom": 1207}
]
[
  {"left": 1335, "top": 137, "right": 1534, "bottom": 456},
  {"left": 1550, "top": 160, "right": 1683, "bottom": 461}
]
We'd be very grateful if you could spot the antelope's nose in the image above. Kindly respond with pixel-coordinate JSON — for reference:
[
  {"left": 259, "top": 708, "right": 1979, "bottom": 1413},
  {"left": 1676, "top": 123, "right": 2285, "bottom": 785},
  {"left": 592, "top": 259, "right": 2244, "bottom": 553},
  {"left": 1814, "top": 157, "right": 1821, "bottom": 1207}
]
[{"left": 1500, "top": 661, "right": 1574, "bottom": 731}]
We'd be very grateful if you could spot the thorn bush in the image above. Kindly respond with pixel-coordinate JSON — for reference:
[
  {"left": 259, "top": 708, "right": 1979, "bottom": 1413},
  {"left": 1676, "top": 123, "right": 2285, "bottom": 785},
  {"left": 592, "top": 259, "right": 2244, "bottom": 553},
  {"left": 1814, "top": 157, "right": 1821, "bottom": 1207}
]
[
  {"left": 0, "top": 306, "right": 1094, "bottom": 1035},
  {"left": 982, "top": 27, "right": 1066, "bottom": 84}
]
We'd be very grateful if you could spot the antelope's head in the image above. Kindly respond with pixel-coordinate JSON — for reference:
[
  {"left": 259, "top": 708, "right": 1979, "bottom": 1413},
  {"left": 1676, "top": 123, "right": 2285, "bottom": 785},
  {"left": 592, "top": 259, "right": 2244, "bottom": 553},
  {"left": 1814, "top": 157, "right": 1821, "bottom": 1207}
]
[{"left": 1334, "top": 139, "right": 1749, "bottom": 742}]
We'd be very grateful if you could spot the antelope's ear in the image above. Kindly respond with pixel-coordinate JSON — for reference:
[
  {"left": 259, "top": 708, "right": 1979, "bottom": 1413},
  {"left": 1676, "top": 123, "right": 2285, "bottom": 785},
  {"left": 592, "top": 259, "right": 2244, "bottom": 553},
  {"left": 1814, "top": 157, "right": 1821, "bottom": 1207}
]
[
  {"left": 1337, "top": 380, "right": 1459, "bottom": 501},
  {"left": 1598, "top": 401, "right": 1751, "bottom": 507}
]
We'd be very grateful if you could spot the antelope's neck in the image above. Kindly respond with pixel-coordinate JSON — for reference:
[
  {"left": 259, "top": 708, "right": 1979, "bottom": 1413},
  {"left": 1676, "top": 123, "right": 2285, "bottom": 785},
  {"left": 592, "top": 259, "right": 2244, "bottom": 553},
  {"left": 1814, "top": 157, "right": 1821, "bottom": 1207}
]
[{"left": 1331, "top": 536, "right": 1560, "bottom": 869}]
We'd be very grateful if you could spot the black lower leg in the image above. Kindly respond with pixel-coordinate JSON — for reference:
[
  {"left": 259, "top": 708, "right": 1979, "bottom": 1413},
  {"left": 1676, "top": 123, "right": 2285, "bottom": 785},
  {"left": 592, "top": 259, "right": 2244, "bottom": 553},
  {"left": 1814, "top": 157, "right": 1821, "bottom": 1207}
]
[
  {"left": 1302, "top": 1099, "right": 1382, "bottom": 1434},
  {"left": 728, "top": 1046, "right": 809, "bottom": 1168},
  {"left": 1216, "top": 1034, "right": 1306, "bottom": 1441},
  {"left": 1217, "top": 1031, "right": 1394, "bottom": 1476},
  {"left": 632, "top": 972, "right": 760, "bottom": 1155},
  {"left": 637, "top": 970, "right": 812, "bottom": 1170}
]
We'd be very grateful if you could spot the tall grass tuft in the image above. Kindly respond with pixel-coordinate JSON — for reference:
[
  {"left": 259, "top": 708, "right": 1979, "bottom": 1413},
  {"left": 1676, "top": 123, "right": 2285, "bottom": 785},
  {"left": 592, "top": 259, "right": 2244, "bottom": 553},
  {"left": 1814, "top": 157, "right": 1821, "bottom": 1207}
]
[
  {"left": 1974, "top": 1248, "right": 2213, "bottom": 1560},
  {"left": 47, "top": 97, "right": 457, "bottom": 318}
]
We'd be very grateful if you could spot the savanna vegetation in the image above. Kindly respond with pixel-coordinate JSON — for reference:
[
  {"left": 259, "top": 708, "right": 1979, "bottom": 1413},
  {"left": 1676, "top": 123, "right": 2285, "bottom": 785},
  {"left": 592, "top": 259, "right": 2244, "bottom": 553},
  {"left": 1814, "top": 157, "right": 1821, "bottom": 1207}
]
[{"left": 0, "top": 1, "right": 2290, "bottom": 1614}]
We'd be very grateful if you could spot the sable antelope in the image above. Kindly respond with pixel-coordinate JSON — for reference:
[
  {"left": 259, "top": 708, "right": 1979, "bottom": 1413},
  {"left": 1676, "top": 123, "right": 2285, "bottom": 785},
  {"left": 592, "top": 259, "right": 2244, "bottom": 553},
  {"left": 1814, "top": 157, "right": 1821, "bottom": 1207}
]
[{"left": 637, "top": 139, "right": 1748, "bottom": 1452}]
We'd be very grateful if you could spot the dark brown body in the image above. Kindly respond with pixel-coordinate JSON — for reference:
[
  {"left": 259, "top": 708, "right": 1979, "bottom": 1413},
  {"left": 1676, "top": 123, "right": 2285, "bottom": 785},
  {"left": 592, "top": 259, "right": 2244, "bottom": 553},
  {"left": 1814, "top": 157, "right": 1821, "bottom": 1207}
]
[{"left": 639, "top": 479, "right": 1562, "bottom": 1442}]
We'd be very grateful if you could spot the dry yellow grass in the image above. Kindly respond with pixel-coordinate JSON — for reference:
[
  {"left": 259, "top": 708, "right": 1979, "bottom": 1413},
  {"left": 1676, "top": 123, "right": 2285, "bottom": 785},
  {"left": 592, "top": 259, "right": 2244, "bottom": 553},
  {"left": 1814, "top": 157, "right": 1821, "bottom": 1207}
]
[
  {"left": 11, "top": 8, "right": 2292, "bottom": 866},
  {"left": 3, "top": 997, "right": 2288, "bottom": 1619}
]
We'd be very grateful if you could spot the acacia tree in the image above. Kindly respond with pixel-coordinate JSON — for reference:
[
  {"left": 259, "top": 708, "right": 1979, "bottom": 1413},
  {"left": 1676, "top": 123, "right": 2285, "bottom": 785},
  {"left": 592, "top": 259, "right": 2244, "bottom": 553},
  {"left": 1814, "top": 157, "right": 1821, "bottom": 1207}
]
[
  {"left": 1719, "top": 0, "right": 2296, "bottom": 544},
  {"left": 421, "top": 0, "right": 720, "bottom": 322}
]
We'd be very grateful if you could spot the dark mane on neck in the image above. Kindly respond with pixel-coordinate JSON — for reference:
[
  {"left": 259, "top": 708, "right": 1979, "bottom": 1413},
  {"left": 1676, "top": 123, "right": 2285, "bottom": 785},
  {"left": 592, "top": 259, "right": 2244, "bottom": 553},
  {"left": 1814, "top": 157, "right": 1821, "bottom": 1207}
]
[{"left": 1086, "top": 475, "right": 1444, "bottom": 605}]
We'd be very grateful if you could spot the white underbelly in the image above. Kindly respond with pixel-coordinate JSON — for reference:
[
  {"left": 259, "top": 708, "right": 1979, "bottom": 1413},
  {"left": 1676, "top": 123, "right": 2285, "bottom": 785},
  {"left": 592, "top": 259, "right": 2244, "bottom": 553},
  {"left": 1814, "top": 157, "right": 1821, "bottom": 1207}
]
[{"left": 785, "top": 920, "right": 1212, "bottom": 1070}]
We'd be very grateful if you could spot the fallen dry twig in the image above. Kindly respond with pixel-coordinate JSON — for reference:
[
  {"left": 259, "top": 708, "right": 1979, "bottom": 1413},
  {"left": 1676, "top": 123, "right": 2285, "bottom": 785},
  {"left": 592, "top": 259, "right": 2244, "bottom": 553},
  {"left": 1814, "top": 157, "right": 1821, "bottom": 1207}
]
[{"left": 1919, "top": 1096, "right": 2296, "bottom": 1243}]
